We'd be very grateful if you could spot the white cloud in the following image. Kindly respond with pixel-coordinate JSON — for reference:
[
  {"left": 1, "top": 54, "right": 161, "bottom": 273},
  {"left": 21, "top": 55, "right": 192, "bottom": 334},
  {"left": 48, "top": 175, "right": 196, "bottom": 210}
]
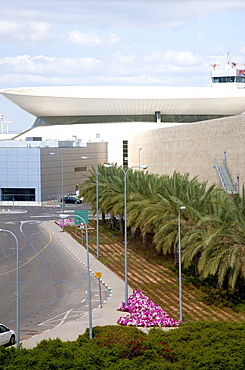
[
  {"left": 0, "top": 54, "right": 56, "bottom": 67},
  {"left": 0, "top": 20, "right": 19, "bottom": 34},
  {"left": 68, "top": 31, "right": 102, "bottom": 46},
  {"left": 29, "top": 22, "right": 52, "bottom": 41},
  {"left": 67, "top": 30, "right": 122, "bottom": 47},
  {"left": 3, "top": 1, "right": 245, "bottom": 31},
  {"left": 109, "top": 52, "right": 136, "bottom": 64},
  {"left": 144, "top": 51, "right": 201, "bottom": 67},
  {"left": 0, "top": 18, "right": 53, "bottom": 44},
  {"left": 165, "top": 51, "right": 201, "bottom": 66},
  {"left": 0, "top": 54, "right": 102, "bottom": 79}
]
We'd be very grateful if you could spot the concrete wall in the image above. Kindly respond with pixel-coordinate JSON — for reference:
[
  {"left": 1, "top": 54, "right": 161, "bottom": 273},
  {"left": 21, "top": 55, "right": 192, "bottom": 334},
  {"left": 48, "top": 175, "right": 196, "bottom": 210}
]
[{"left": 128, "top": 114, "right": 245, "bottom": 191}]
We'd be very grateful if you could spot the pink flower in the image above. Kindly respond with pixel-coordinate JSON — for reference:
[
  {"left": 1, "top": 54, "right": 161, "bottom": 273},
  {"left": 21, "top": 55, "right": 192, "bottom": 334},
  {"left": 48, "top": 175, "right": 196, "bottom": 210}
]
[
  {"left": 117, "top": 290, "right": 178, "bottom": 328},
  {"left": 56, "top": 218, "right": 74, "bottom": 227}
]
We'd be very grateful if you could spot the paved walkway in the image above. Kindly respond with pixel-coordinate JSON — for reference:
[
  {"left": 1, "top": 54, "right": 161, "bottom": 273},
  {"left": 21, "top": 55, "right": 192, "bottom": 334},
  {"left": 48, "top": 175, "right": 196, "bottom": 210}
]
[{"left": 23, "top": 220, "right": 132, "bottom": 349}]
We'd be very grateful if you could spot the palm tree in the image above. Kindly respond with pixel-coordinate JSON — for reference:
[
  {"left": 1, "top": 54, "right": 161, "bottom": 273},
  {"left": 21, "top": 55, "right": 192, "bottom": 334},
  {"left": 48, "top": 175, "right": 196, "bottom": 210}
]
[
  {"left": 183, "top": 188, "right": 245, "bottom": 289},
  {"left": 81, "top": 165, "right": 245, "bottom": 290}
]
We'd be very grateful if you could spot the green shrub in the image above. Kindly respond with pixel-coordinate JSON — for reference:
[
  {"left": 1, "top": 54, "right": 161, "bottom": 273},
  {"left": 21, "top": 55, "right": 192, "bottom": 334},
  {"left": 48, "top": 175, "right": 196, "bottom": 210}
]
[{"left": 0, "top": 323, "right": 244, "bottom": 369}]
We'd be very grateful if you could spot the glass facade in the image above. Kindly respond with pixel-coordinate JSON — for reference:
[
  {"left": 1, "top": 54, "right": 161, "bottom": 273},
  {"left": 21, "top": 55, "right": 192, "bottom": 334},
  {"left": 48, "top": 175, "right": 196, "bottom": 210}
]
[
  {"left": 212, "top": 76, "right": 245, "bottom": 84},
  {"left": 33, "top": 114, "right": 226, "bottom": 128},
  {"left": 1, "top": 188, "right": 35, "bottom": 201}
]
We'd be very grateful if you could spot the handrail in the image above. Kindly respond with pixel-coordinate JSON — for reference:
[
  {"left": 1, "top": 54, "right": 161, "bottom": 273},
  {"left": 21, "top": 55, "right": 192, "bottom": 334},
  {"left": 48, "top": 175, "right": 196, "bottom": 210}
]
[{"left": 213, "top": 158, "right": 238, "bottom": 194}]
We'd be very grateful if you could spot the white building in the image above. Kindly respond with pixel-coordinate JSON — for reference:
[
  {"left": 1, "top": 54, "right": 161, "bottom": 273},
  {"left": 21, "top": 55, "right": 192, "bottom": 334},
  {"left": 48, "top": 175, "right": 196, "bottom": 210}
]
[{"left": 1, "top": 59, "right": 245, "bottom": 202}]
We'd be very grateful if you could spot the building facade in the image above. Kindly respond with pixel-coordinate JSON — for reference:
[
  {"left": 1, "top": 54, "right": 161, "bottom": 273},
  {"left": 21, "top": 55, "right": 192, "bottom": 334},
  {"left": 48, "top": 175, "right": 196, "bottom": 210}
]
[
  {"left": 1, "top": 61, "right": 245, "bottom": 196},
  {"left": 128, "top": 114, "right": 245, "bottom": 191},
  {"left": 0, "top": 141, "right": 107, "bottom": 206}
]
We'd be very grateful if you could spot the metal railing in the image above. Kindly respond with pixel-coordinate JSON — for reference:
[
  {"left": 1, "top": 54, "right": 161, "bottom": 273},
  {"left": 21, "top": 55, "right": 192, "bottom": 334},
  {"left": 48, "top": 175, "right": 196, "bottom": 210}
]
[{"left": 213, "top": 158, "right": 239, "bottom": 194}]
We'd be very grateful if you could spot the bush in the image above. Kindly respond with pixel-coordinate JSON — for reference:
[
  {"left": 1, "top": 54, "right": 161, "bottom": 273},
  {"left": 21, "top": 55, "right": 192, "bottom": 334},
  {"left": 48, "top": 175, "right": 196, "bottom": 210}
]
[{"left": 0, "top": 323, "right": 244, "bottom": 369}]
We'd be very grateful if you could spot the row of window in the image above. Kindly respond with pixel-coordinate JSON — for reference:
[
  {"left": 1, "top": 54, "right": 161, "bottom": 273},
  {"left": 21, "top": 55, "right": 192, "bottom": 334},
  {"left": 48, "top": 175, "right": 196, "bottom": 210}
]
[
  {"left": 212, "top": 76, "right": 245, "bottom": 83},
  {"left": 1, "top": 188, "right": 35, "bottom": 201}
]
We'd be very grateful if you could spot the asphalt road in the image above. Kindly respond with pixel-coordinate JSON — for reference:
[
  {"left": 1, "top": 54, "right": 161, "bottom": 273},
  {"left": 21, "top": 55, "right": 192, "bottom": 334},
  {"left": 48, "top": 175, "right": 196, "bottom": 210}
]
[{"left": 0, "top": 205, "right": 109, "bottom": 341}]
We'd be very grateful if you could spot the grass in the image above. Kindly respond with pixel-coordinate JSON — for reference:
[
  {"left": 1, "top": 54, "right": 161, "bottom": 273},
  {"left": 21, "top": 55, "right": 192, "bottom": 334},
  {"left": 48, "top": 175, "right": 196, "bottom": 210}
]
[{"left": 65, "top": 221, "right": 245, "bottom": 323}]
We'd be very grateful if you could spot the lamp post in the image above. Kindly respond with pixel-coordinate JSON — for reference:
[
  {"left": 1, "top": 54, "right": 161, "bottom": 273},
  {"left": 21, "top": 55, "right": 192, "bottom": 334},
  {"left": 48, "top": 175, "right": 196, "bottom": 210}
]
[
  {"left": 50, "top": 153, "right": 64, "bottom": 232},
  {"left": 82, "top": 156, "right": 100, "bottom": 259},
  {"left": 138, "top": 147, "right": 142, "bottom": 167},
  {"left": 104, "top": 164, "right": 147, "bottom": 305},
  {"left": 0, "top": 113, "right": 4, "bottom": 137},
  {"left": 178, "top": 206, "right": 186, "bottom": 322},
  {"left": 59, "top": 214, "right": 92, "bottom": 339},
  {"left": 0, "top": 229, "right": 20, "bottom": 346}
]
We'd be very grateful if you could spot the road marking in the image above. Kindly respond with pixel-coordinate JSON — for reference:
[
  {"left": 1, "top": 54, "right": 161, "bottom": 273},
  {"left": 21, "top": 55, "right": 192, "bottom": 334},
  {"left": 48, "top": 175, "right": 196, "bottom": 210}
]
[
  {"left": 29, "top": 215, "right": 54, "bottom": 218},
  {"left": 38, "top": 309, "right": 84, "bottom": 327},
  {"left": 0, "top": 224, "right": 53, "bottom": 276},
  {"left": 52, "top": 279, "right": 69, "bottom": 284},
  {"left": 58, "top": 309, "right": 72, "bottom": 326}
]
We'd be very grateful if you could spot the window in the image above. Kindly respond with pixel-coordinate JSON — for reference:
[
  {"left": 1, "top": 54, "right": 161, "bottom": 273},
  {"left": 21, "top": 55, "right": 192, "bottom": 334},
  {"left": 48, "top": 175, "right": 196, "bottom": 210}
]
[
  {"left": 74, "top": 167, "right": 87, "bottom": 172},
  {"left": 212, "top": 76, "right": 235, "bottom": 83},
  {"left": 1, "top": 188, "right": 35, "bottom": 202},
  {"left": 236, "top": 76, "right": 245, "bottom": 83},
  {"left": 123, "top": 140, "right": 128, "bottom": 167}
]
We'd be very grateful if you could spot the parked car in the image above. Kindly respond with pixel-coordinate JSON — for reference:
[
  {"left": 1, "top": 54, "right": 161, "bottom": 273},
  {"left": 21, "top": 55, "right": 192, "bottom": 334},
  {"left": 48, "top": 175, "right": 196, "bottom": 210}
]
[
  {"left": 0, "top": 324, "right": 15, "bottom": 346},
  {"left": 63, "top": 196, "right": 82, "bottom": 204}
]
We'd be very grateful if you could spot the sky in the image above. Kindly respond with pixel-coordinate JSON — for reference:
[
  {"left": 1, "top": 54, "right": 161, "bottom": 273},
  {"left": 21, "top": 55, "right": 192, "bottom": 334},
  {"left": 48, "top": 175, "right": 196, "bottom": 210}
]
[{"left": 1, "top": 0, "right": 245, "bottom": 133}]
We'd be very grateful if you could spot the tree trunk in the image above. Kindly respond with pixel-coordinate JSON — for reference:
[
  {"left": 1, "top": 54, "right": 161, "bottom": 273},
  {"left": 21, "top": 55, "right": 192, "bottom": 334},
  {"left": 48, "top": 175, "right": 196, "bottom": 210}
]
[
  {"left": 101, "top": 209, "right": 106, "bottom": 223},
  {"left": 110, "top": 215, "right": 116, "bottom": 228},
  {"left": 119, "top": 217, "right": 124, "bottom": 234}
]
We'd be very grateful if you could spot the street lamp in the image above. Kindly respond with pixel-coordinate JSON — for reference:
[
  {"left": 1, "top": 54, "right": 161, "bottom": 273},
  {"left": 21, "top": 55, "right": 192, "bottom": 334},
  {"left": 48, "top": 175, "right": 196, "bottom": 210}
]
[
  {"left": 178, "top": 206, "right": 186, "bottom": 322},
  {"left": 50, "top": 153, "right": 64, "bottom": 232},
  {"left": 138, "top": 147, "right": 142, "bottom": 167},
  {"left": 104, "top": 164, "right": 148, "bottom": 305},
  {"left": 59, "top": 214, "right": 93, "bottom": 339},
  {"left": 0, "top": 229, "right": 20, "bottom": 346},
  {"left": 82, "top": 156, "right": 100, "bottom": 259}
]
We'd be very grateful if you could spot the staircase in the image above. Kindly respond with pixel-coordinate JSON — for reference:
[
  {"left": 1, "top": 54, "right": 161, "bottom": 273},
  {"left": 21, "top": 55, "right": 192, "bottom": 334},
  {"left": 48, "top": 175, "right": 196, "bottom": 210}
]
[{"left": 213, "top": 158, "right": 239, "bottom": 194}]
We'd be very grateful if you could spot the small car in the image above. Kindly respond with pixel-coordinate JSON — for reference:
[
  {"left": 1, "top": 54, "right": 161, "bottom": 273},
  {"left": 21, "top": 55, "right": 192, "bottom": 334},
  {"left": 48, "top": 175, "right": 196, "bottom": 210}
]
[
  {"left": 0, "top": 324, "right": 16, "bottom": 346},
  {"left": 63, "top": 196, "right": 82, "bottom": 204}
]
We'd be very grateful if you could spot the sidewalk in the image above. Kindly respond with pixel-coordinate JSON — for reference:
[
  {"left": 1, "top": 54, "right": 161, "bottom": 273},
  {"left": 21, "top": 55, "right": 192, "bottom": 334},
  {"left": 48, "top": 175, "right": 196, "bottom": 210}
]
[{"left": 22, "top": 220, "right": 132, "bottom": 349}]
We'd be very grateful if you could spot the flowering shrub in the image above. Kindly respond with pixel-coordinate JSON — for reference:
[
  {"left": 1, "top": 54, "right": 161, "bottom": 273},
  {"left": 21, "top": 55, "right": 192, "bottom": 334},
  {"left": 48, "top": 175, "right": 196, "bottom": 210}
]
[
  {"left": 90, "top": 325, "right": 175, "bottom": 362},
  {"left": 56, "top": 218, "right": 74, "bottom": 228},
  {"left": 117, "top": 290, "right": 178, "bottom": 327}
]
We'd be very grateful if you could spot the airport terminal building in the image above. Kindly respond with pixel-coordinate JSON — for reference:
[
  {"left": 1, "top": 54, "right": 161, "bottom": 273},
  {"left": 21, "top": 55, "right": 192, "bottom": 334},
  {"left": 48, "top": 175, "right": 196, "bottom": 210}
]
[{"left": 1, "top": 61, "right": 245, "bottom": 204}]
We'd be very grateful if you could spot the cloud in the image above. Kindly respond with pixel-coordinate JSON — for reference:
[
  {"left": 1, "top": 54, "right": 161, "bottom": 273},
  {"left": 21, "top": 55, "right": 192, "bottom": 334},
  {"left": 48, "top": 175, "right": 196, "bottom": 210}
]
[
  {"left": 144, "top": 51, "right": 201, "bottom": 67},
  {"left": 0, "top": 18, "right": 52, "bottom": 44},
  {"left": 29, "top": 22, "right": 52, "bottom": 41},
  {"left": 109, "top": 52, "right": 136, "bottom": 64},
  {"left": 67, "top": 31, "right": 121, "bottom": 47},
  {"left": 0, "top": 20, "right": 19, "bottom": 34},
  {"left": 165, "top": 51, "right": 201, "bottom": 66},
  {"left": 0, "top": 2, "right": 244, "bottom": 86},
  {"left": 0, "top": 54, "right": 102, "bottom": 81},
  {"left": 68, "top": 31, "right": 102, "bottom": 46},
  {"left": 2, "top": 1, "right": 245, "bottom": 31}
]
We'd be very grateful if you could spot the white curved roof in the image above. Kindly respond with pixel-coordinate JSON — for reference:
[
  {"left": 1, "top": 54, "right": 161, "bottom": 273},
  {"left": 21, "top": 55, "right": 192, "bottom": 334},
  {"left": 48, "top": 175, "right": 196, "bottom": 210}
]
[{"left": 1, "top": 85, "right": 245, "bottom": 117}]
